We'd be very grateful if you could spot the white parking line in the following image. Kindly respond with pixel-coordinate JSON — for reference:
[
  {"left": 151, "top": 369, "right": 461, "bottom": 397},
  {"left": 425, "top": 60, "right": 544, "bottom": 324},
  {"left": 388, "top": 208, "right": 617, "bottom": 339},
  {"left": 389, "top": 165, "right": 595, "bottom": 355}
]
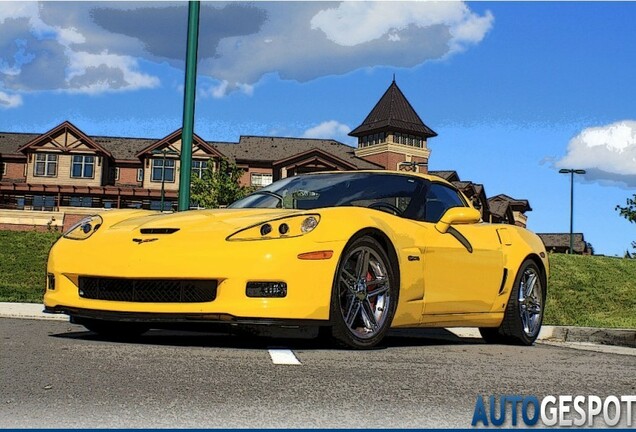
[{"left": 268, "top": 348, "right": 301, "bottom": 365}]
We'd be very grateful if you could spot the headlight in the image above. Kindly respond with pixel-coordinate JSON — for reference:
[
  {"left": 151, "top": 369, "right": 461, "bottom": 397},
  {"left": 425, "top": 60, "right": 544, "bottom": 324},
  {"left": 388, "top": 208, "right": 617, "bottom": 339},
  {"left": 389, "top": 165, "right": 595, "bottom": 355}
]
[
  {"left": 226, "top": 214, "right": 320, "bottom": 241},
  {"left": 63, "top": 215, "right": 103, "bottom": 240},
  {"left": 300, "top": 216, "right": 318, "bottom": 233}
]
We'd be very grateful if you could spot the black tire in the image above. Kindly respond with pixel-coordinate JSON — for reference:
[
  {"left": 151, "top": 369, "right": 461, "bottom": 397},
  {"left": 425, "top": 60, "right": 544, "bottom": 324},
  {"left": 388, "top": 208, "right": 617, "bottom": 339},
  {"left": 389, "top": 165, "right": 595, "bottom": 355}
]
[
  {"left": 329, "top": 236, "right": 398, "bottom": 349},
  {"left": 479, "top": 259, "right": 546, "bottom": 345},
  {"left": 80, "top": 318, "right": 150, "bottom": 339}
]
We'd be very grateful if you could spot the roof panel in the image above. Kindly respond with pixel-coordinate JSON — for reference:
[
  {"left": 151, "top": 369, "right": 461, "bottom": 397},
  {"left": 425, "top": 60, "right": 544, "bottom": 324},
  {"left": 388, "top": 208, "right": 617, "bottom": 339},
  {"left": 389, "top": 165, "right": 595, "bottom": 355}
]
[{"left": 349, "top": 81, "right": 437, "bottom": 138}]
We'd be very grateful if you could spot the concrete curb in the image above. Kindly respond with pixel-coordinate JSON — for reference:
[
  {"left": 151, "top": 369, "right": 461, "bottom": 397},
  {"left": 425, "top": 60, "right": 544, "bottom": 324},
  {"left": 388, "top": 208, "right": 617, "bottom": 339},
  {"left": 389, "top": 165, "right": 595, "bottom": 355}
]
[
  {"left": 543, "top": 326, "right": 636, "bottom": 349},
  {"left": 0, "top": 302, "right": 67, "bottom": 321},
  {"left": 1, "top": 302, "right": 635, "bottom": 348}
]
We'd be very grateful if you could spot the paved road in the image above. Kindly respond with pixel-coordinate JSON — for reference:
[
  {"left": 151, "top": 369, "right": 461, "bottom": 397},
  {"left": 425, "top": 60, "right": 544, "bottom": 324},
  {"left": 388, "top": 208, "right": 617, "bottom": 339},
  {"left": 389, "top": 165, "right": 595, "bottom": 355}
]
[{"left": 1, "top": 318, "right": 635, "bottom": 428}]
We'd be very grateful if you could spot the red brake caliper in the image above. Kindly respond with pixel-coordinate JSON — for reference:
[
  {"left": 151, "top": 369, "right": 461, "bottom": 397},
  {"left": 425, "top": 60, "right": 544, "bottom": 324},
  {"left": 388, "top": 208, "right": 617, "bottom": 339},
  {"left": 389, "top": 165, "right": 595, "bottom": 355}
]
[{"left": 366, "top": 271, "right": 376, "bottom": 308}]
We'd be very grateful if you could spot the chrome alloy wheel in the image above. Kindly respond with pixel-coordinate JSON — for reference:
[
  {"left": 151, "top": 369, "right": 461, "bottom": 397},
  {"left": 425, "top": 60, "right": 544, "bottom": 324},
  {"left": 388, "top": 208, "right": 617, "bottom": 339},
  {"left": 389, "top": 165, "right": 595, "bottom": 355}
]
[
  {"left": 518, "top": 267, "right": 543, "bottom": 337},
  {"left": 337, "top": 245, "right": 391, "bottom": 339}
]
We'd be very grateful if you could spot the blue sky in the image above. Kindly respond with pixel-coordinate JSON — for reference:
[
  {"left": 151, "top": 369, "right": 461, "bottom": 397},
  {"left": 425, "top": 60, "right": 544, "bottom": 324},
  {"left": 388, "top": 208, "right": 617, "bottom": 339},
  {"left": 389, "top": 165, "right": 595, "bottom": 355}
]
[{"left": 1, "top": 1, "right": 635, "bottom": 256}]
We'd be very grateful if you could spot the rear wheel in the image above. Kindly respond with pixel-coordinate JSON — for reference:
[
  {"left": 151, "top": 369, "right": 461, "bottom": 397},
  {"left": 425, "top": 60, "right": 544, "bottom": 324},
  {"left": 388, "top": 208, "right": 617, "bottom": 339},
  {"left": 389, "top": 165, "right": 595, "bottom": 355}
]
[
  {"left": 79, "top": 318, "right": 150, "bottom": 339},
  {"left": 329, "top": 236, "right": 398, "bottom": 349},
  {"left": 479, "top": 259, "right": 545, "bottom": 345}
]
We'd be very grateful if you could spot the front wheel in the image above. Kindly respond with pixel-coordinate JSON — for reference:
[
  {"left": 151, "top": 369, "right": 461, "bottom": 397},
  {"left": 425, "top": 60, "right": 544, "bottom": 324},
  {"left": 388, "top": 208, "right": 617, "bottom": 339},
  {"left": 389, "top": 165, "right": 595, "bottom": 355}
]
[
  {"left": 480, "top": 259, "right": 546, "bottom": 345},
  {"left": 329, "top": 236, "right": 398, "bottom": 349}
]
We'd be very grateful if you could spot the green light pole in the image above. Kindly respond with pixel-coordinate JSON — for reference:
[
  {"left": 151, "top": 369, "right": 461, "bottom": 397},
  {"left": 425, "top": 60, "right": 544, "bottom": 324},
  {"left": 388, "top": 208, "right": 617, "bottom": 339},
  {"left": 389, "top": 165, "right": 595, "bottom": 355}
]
[
  {"left": 559, "top": 168, "right": 586, "bottom": 254},
  {"left": 178, "top": 0, "right": 200, "bottom": 211}
]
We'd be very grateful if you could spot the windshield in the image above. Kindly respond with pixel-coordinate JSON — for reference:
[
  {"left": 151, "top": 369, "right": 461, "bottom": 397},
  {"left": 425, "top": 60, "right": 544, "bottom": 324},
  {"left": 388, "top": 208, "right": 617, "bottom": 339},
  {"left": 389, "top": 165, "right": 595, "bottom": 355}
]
[{"left": 229, "top": 172, "right": 428, "bottom": 218}]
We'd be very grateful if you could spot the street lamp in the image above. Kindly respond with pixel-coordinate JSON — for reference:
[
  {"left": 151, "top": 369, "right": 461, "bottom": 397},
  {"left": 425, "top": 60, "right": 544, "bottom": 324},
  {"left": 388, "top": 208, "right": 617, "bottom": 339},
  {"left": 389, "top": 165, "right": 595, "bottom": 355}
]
[
  {"left": 152, "top": 148, "right": 178, "bottom": 211},
  {"left": 559, "top": 168, "right": 586, "bottom": 254}
]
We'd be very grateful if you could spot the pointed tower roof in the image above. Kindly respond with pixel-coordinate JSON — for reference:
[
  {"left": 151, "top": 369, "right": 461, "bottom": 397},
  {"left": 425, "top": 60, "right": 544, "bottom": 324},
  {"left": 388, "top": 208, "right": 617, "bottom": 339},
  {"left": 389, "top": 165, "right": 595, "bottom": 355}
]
[{"left": 349, "top": 80, "right": 437, "bottom": 138}]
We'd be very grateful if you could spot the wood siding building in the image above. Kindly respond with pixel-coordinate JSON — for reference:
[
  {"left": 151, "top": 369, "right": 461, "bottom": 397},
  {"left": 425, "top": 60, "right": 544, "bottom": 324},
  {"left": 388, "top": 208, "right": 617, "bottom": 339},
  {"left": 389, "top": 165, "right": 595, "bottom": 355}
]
[{"left": 0, "top": 81, "right": 534, "bottom": 233}]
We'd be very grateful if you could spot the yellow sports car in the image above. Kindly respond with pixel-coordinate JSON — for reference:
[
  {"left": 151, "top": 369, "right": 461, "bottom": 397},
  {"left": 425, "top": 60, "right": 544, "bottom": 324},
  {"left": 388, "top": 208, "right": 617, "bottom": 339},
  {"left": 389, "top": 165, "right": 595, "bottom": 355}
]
[{"left": 44, "top": 170, "right": 548, "bottom": 349}]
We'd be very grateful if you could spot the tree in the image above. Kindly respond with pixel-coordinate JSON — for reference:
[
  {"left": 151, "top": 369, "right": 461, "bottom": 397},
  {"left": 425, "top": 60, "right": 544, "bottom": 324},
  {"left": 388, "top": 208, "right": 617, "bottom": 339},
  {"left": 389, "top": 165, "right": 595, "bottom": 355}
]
[
  {"left": 616, "top": 194, "right": 636, "bottom": 222},
  {"left": 190, "top": 159, "right": 252, "bottom": 208},
  {"left": 616, "top": 194, "right": 636, "bottom": 253}
]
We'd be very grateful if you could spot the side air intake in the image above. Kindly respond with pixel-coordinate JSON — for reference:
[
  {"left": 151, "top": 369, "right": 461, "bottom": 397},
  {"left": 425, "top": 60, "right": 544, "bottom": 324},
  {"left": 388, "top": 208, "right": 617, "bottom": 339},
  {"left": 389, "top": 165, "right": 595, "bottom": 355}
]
[{"left": 140, "top": 228, "right": 180, "bottom": 235}]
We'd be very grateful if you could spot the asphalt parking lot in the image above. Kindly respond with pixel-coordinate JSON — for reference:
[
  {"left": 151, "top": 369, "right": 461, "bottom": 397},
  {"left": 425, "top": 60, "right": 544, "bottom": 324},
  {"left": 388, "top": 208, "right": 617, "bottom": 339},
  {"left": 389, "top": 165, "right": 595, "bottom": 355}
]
[{"left": 1, "top": 318, "right": 635, "bottom": 428}]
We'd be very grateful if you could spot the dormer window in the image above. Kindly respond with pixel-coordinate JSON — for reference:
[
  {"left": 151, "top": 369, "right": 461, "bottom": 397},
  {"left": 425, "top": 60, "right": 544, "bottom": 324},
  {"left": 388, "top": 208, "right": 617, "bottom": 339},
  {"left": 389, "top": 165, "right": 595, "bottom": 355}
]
[
  {"left": 191, "top": 160, "right": 208, "bottom": 179},
  {"left": 34, "top": 153, "right": 58, "bottom": 177},
  {"left": 71, "top": 155, "right": 95, "bottom": 178},
  {"left": 151, "top": 158, "right": 175, "bottom": 182}
]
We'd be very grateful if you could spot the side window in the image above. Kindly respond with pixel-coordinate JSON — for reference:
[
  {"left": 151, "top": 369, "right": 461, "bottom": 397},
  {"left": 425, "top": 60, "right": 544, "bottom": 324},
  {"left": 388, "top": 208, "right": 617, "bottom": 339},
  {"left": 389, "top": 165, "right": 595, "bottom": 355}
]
[{"left": 421, "top": 183, "right": 466, "bottom": 223}]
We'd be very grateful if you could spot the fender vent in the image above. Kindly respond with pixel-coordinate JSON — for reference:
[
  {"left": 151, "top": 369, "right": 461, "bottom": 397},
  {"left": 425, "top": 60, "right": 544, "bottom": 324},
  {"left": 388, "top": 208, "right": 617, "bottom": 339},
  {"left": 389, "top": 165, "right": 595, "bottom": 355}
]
[
  {"left": 498, "top": 268, "right": 509, "bottom": 295},
  {"left": 140, "top": 228, "right": 179, "bottom": 235}
]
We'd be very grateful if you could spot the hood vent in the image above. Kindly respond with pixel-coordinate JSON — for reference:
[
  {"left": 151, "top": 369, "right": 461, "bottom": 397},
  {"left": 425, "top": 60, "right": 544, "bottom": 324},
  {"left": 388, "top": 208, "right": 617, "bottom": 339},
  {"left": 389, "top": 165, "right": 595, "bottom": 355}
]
[{"left": 140, "top": 228, "right": 180, "bottom": 235}]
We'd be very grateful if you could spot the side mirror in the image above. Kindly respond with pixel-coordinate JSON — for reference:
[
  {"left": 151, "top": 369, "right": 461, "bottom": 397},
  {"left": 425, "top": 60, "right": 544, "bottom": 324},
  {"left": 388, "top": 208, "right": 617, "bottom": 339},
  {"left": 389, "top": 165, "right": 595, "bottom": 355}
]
[{"left": 435, "top": 207, "right": 481, "bottom": 233}]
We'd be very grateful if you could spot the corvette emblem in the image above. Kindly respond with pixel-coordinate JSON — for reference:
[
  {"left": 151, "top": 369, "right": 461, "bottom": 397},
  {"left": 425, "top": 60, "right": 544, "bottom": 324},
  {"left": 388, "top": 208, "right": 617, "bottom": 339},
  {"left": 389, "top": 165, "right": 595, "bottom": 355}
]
[{"left": 132, "top": 238, "right": 159, "bottom": 244}]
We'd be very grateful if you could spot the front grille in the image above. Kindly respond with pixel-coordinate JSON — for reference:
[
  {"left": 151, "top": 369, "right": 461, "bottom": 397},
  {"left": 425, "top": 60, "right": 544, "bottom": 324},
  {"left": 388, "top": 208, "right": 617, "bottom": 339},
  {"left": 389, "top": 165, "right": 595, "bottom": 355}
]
[{"left": 78, "top": 277, "right": 217, "bottom": 303}]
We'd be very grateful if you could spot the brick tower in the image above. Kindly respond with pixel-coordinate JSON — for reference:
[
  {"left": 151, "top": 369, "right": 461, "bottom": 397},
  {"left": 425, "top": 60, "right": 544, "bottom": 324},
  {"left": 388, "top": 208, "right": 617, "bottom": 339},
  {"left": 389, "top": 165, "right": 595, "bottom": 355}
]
[{"left": 350, "top": 79, "right": 437, "bottom": 172}]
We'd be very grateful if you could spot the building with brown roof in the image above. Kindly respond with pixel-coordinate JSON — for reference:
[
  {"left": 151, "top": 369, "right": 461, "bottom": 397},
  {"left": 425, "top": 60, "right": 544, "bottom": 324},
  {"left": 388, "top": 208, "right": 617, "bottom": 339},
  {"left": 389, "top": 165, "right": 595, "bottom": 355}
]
[
  {"left": 429, "top": 170, "right": 460, "bottom": 182},
  {"left": 0, "top": 80, "right": 434, "bottom": 214},
  {"left": 488, "top": 200, "right": 515, "bottom": 225},
  {"left": 488, "top": 194, "right": 533, "bottom": 228},
  {"left": 537, "top": 233, "right": 593, "bottom": 255},
  {"left": 349, "top": 79, "right": 437, "bottom": 173},
  {"left": 0, "top": 122, "right": 380, "bottom": 213},
  {"left": 0, "top": 80, "right": 536, "bottom": 233}
]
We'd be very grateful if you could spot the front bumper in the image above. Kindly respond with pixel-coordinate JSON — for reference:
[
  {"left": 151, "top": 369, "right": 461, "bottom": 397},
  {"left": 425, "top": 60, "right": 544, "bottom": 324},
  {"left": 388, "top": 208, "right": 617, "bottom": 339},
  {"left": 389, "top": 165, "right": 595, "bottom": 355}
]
[
  {"left": 44, "top": 305, "right": 326, "bottom": 327},
  {"left": 44, "top": 235, "right": 345, "bottom": 322}
]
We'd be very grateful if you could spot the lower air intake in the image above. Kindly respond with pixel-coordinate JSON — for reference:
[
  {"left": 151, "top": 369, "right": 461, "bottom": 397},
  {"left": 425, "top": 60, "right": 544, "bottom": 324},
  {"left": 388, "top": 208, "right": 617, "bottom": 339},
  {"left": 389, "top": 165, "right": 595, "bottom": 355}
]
[{"left": 78, "top": 277, "right": 217, "bottom": 303}]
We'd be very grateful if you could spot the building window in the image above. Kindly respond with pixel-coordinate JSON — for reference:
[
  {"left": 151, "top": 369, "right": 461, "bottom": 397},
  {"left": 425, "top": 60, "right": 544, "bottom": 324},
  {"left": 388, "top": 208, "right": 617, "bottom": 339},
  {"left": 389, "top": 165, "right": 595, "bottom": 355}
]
[
  {"left": 1, "top": 162, "right": 6, "bottom": 176},
  {"left": 151, "top": 158, "right": 175, "bottom": 182},
  {"left": 192, "top": 160, "right": 208, "bottom": 179},
  {"left": 71, "top": 155, "right": 95, "bottom": 178},
  {"left": 379, "top": 132, "right": 385, "bottom": 143},
  {"left": 394, "top": 132, "right": 401, "bottom": 144},
  {"left": 251, "top": 173, "right": 273, "bottom": 187},
  {"left": 34, "top": 154, "right": 58, "bottom": 177},
  {"left": 110, "top": 167, "right": 120, "bottom": 181},
  {"left": 137, "top": 168, "right": 143, "bottom": 182}
]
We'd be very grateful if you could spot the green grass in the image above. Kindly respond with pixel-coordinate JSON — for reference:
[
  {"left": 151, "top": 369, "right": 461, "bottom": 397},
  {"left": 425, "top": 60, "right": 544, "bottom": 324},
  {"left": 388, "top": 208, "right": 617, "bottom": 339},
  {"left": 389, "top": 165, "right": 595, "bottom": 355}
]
[
  {"left": 0, "top": 230, "right": 635, "bottom": 328},
  {"left": 544, "top": 253, "right": 636, "bottom": 328},
  {"left": 0, "top": 230, "right": 61, "bottom": 302}
]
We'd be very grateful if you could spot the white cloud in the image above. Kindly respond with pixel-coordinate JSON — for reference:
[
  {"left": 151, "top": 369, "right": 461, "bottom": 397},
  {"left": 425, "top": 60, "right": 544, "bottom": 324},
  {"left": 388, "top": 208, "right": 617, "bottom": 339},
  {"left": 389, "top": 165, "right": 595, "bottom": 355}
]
[
  {"left": 0, "top": 2, "right": 160, "bottom": 98},
  {"left": 0, "top": 1, "right": 493, "bottom": 100},
  {"left": 201, "top": 80, "right": 229, "bottom": 99},
  {"left": 0, "top": 2, "right": 39, "bottom": 25},
  {"left": 556, "top": 121, "right": 636, "bottom": 187},
  {"left": 65, "top": 50, "right": 159, "bottom": 94},
  {"left": 303, "top": 120, "right": 353, "bottom": 144},
  {"left": 310, "top": 2, "right": 492, "bottom": 49},
  {"left": 204, "top": 1, "right": 493, "bottom": 88},
  {"left": 198, "top": 79, "right": 254, "bottom": 99},
  {"left": 0, "top": 90, "right": 22, "bottom": 108},
  {"left": 237, "top": 82, "right": 254, "bottom": 97},
  {"left": 449, "top": 10, "right": 494, "bottom": 50}
]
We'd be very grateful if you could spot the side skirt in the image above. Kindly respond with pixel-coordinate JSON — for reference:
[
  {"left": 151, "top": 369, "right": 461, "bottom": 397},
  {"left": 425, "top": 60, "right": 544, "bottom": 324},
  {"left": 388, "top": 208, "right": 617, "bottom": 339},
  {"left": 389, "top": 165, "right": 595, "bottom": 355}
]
[{"left": 415, "top": 312, "right": 504, "bottom": 328}]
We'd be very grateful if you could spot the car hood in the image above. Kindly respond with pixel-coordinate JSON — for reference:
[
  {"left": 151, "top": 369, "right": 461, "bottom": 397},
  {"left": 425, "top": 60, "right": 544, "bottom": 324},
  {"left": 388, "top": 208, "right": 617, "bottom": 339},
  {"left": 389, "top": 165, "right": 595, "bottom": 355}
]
[{"left": 107, "top": 208, "right": 305, "bottom": 234}]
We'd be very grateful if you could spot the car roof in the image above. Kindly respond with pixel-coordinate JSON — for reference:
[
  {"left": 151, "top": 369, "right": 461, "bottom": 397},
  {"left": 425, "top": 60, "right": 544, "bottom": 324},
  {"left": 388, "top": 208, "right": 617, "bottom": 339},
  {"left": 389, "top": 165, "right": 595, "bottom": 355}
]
[{"left": 301, "top": 169, "right": 455, "bottom": 187}]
